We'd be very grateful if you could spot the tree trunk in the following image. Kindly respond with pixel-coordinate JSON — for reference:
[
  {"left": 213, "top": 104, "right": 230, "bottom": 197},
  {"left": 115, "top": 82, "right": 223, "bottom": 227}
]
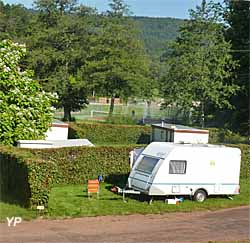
[
  {"left": 64, "top": 106, "right": 72, "bottom": 121},
  {"left": 146, "top": 100, "right": 152, "bottom": 118},
  {"left": 109, "top": 96, "right": 115, "bottom": 115},
  {"left": 201, "top": 102, "right": 205, "bottom": 128}
]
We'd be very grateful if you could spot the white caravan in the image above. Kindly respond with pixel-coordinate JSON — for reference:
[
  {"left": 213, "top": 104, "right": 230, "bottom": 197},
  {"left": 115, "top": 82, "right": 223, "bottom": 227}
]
[{"left": 127, "top": 142, "right": 241, "bottom": 202}]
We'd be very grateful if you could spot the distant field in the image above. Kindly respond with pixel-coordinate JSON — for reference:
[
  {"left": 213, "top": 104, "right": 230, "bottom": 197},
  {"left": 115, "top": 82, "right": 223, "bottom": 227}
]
[{"left": 55, "top": 103, "right": 181, "bottom": 121}]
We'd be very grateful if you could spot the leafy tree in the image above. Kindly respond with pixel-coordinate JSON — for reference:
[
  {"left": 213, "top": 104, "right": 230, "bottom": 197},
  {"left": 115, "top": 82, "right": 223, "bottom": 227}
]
[
  {"left": 27, "top": 0, "right": 94, "bottom": 120},
  {"left": 0, "top": 39, "right": 57, "bottom": 145},
  {"left": 161, "top": 0, "right": 238, "bottom": 127},
  {"left": 223, "top": 0, "right": 250, "bottom": 135},
  {"left": 139, "top": 62, "right": 160, "bottom": 118},
  {"left": 0, "top": 1, "right": 32, "bottom": 42},
  {"left": 84, "top": 0, "right": 151, "bottom": 114}
]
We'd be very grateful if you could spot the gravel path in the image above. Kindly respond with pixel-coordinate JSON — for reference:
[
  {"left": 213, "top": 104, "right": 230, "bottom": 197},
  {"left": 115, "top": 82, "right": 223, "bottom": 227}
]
[{"left": 0, "top": 206, "right": 249, "bottom": 243}]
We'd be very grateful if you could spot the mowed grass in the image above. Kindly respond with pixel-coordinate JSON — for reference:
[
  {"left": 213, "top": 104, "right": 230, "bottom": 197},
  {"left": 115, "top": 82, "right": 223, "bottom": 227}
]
[
  {"left": 54, "top": 103, "right": 176, "bottom": 121},
  {"left": 47, "top": 178, "right": 250, "bottom": 218},
  {"left": 0, "top": 179, "right": 249, "bottom": 221},
  {"left": 0, "top": 202, "right": 36, "bottom": 221}
]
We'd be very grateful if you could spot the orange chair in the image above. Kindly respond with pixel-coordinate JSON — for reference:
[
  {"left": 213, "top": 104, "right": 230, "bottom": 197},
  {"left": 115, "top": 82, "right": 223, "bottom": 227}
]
[{"left": 87, "top": 179, "right": 100, "bottom": 199}]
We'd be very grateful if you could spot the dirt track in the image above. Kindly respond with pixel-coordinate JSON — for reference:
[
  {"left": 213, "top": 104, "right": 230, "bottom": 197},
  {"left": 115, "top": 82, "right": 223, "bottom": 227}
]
[{"left": 0, "top": 206, "right": 249, "bottom": 243}]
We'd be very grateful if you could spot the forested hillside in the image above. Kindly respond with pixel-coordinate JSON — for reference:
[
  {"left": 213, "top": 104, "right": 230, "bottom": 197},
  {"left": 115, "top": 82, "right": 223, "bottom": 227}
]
[
  {"left": 0, "top": 0, "right": 248, "bottom": 135},
  {"left": 134, "top": 17, "right": 184, "bottom": 59}
]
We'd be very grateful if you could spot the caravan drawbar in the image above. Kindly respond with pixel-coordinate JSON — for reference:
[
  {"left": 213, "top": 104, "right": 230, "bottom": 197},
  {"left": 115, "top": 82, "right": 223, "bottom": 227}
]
[{"left": 127, "top": 142, "right": 241, "bottom": 202}]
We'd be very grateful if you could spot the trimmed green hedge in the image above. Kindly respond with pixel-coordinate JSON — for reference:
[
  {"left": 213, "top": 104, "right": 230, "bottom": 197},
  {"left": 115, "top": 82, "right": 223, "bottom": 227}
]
[
  {"left": 0, "top": 146, "right": 58, "bottom": 208},
  {"left": 30, "top": 146, "right": 138, "bottom": 185},
  {"left": 0, "top": 151, "right": 30, "bottom": 207},
  {"left": 68, "top": 122, "right": 151, "bottom": 144},
  {"left": 0, "top": 145, "right": 139, "bottom": 208},
  {"left": 0, "top": 143, "right": 249, "bottom": 209},
  {"left": 68, "top": 122, "right": 248, "bottom": 145},
  {"left": 229, "top": 144, "right": 250, "bottom": 180},
  {"left": 209, "top": 128, "right": 248, "bottom": 144}
]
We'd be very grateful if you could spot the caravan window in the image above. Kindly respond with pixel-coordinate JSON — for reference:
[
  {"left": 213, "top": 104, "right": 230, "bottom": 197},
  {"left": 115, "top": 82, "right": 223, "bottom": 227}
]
[
  {"left": 169, "top": 160, "right": 187, "bottom": 174},
  {"left": 136, "top": 156, "right": 160, "bottom": 174}
]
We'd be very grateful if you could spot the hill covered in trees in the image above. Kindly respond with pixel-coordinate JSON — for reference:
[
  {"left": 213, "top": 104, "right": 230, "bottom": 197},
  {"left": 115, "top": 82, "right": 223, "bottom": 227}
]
[
  {"left": 1, "top": 0, "right": 248, "bottom": 135},
  {"left": 134, "top": 16, "right": 184, "bottom": 59}
]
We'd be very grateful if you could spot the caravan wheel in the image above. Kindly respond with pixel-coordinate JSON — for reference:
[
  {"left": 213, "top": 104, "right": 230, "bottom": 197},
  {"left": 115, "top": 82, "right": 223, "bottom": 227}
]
[{"left": 194, "top": 189, "right": 207, "bottom": 202}]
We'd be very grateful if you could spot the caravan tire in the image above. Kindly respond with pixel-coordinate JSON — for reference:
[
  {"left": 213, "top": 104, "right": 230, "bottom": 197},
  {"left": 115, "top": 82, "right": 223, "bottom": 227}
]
[{"left": 194, "top": 189, "right": 207, "bottom": 202}]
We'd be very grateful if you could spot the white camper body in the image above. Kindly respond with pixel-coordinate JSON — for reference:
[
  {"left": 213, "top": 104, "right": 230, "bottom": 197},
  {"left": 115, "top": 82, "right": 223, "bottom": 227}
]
[{"left": 127, "top": 142, "right": 241, "bottom": 201}]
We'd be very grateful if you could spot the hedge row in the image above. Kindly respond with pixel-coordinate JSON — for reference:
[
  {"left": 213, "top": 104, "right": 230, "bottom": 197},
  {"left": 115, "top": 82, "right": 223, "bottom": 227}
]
[
  {"left": 30, "top": 146, "right": 138, "bottom": 185},
  {"left": 68, "top": 122, "right": 151, "bottom": 144},
  {"left": 0, "top": 143, "right": 249, "bottom": 208},
  {"left": 69, "top": 122, "right": 248, "bottom": 145},
  {"left": 0, "top": 146, "right": 58, "bottom": 207},
  {"left": 208, "top": 128, "right": 248, "bottom": 144},
  {"left": 0, "top": 145, "right": 138, "bottom": 208},
  {"left": 229, "top": 144, "right": 250, "bottom": 179}
]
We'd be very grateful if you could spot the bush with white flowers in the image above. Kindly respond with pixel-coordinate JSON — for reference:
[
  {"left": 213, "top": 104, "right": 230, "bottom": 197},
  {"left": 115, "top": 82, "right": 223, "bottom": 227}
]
[{"left": 0, "top": 40, "right": 57, "bottom": 145}]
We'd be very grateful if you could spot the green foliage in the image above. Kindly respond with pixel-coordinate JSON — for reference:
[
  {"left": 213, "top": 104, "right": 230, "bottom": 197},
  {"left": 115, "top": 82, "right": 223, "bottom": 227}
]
[
  {"left": 0, "top": 39, "right": 57, "bottom": 145},
  {"left": 162, "top": 0, "right": 239, "bottom": 127},
  {"left": 84, "top": 2, "right": 151, "bottom": 114},
  {"left": 208, "top": 128, "right": 249, "bottom": 145},
  {"left": 0, "top": 145, "right": 58, "bottom": 208},
  {"left": 0, "top": 150, "right": 30, "bottom": 206},
  {"left": 0, "top": 2, "right": 32, "bottom": 42},
  {"left": 229, "top": 144, "right": 250, "bottom": 180},
  {"left": 0, "top": 145, "right": 138, "bottom": 207},
  {"left": 223, "top": 0, "right": 250, "bottom": 135},
  {"left": 68, "top": 122, "right": 151, "bottom": 144},
  {"left": 104, "top": 115, "right": 137, "bottom": 125},
  {"left": 27, "top": 0, "right": 94, "bottom": 121},
  {"left": 31, "top": 146, "right": 135, "bottom": 185},
  {"left": 134, "top": 16, "right": 184, "bottom": 60}
]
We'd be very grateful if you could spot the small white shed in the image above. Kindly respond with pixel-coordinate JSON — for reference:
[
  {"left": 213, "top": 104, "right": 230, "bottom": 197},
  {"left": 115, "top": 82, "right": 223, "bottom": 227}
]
[
  {"left": 45, "top": 119, "right": 69, "bottom": 140},
  {"left": 151, "top": 123, "right": 209, "bottom": 144},
  {"left": 17, "top": 119, "right": 95, "bottom": 149}
]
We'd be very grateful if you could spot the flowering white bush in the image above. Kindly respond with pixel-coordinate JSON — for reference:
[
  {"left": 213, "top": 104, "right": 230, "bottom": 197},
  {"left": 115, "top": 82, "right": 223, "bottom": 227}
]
[{"left": 0, "top": 40, "right": 57, "bottom": 145}]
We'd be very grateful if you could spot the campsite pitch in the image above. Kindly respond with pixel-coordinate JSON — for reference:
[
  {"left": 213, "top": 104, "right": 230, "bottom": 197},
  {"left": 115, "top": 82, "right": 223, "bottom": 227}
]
[{"left": 0, "top": 179, "right": 249, "bottom": 220}]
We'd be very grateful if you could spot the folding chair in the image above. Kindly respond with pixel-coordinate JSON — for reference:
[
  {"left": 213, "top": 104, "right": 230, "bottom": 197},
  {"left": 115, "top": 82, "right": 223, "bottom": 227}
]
[{"left": 87, "top": 179, "right": 100, "bottom": 199}]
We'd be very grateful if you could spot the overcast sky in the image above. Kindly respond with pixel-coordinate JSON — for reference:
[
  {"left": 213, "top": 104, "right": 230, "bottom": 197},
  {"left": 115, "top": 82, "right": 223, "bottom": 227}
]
[{"left": 2, "top": 0, "right": 224, "bottom": 19}]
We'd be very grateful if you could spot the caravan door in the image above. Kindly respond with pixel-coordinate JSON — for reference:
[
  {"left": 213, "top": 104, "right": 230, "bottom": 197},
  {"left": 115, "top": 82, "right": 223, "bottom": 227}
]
[{"left": 129, "top": 156, "right": 161, "bottom": 193}]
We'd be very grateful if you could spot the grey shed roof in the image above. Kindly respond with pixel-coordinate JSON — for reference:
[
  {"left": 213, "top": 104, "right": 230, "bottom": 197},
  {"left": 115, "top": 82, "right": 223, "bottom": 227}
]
[{"left": 152, "top": 123, "right": 209, "bottom": 134}]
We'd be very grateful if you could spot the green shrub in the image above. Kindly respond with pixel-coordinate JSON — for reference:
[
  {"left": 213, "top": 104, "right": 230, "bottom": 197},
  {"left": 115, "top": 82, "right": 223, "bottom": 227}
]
[
  {"left": 209, "top": 128, "right": 248, "bottom": 144},
  {"left": 104, "top": 115, "right": 137, "bottom": 125},
  {"left": 0, "top": 145, "right": 141, "bottom": 208},
  {"left": 30, "top": 146, "right": 141, "bottom": 185},
  {"left": 68, "top": 122, "right": 151, "bottom": 144},
  {"left": 69, "top": 123, "right": 249, "bottom": 146},
  {"left": 228, "top": 144, "right": 250, "bottom": 179},
  {"left": 0, "top": 146, "right": 57, "bottom": 208},
  {"left": 0, "top": 151, "right": 30, "bottom": 207}
]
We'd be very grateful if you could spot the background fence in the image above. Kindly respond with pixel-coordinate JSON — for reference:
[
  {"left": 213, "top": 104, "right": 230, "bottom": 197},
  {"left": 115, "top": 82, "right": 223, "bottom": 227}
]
[{"left": 55, "top": 101, "right": 190, "bottom": 125}]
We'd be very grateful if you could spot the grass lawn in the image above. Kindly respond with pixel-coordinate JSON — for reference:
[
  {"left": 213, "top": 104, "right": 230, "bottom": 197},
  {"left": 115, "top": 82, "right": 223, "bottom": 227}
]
[
  {"left": 0, "top": 179, "right": 249, "bottom": 221},
  {"left": 47, "top": 178, "right": 250, "bottom": 218},
  {"left": 0, "top": 202, "right": 36, "bottom": 221},
  {"left": 54, "top": 103, "right": 177, "bottom": 121}
]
